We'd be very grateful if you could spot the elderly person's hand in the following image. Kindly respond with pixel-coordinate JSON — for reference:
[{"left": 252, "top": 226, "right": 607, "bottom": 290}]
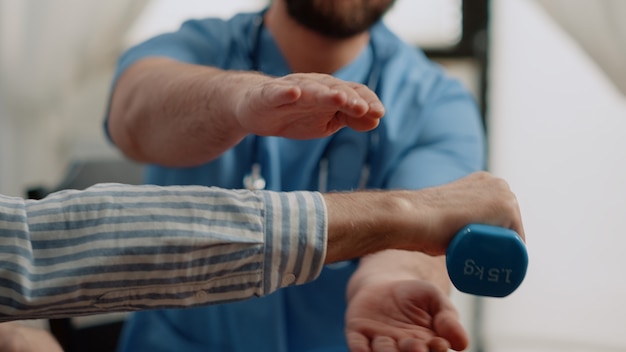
[{"left": 0, "top": 322, "right": 62, "bottom": 352}]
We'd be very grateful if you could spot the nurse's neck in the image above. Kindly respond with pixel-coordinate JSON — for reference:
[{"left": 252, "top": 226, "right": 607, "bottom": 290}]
[{"left": 264, "top": 2, "right": 370, "bottom": 75}]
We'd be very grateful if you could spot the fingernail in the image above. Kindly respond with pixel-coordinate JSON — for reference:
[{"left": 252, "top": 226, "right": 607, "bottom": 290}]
[{"left": 370, "top": 102, "right": 385, "bottom": 113}]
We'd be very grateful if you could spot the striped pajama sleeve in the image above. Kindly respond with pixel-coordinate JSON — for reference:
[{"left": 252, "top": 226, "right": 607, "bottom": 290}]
[{"left": 0, "top": 183, "right": 327, "bottom": 322}]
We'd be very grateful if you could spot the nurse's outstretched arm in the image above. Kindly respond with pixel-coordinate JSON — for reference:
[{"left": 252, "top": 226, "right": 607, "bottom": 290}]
[{"left": 107, "top": 58, "right": 384, "bottom": 167}]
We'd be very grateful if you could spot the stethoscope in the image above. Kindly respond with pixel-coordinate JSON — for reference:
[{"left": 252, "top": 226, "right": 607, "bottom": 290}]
[{"left": 243, "top": 11, "right": 382, "bottom": 192}]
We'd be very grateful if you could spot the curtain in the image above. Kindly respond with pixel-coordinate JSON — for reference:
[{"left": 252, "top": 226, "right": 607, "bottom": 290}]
[{"left": 536, "top": 0, "right": 626, "bottom": 96}]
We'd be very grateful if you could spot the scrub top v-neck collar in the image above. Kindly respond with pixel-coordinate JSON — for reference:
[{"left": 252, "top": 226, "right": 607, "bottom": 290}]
[{"left": 244, "top": 17, "right": 379, "bottom": 191}]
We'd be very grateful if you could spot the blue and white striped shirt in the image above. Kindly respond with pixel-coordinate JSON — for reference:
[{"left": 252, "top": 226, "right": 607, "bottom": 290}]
[{"left": 0, "top": 183, "right": 327, "bottom": 321}]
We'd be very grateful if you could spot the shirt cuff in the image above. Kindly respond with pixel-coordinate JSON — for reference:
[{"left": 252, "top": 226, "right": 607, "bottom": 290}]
[{"left": 258, "top": 190, "right": 327, "bottom": 295}]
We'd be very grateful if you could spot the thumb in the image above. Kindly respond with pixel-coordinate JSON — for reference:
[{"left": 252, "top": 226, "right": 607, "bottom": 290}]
[
  {"left": 261, "top": 84, "right": 301, "bottom": 107},
  {"left": 433, "top": 310, "right": 469, "bottom": 351}
]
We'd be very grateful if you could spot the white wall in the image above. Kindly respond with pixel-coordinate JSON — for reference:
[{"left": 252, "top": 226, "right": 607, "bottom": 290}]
[{"left": 484, "top": 0, "right": 626, "bottom": 351}]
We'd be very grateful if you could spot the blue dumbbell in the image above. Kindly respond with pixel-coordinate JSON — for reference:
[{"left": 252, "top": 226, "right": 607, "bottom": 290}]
[{"left": 446, "top": 224, "right": 528, "bottom": 297}]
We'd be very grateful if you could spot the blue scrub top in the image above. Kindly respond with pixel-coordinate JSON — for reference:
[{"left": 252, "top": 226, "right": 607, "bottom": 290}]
[{"left": 109, "top": 11, "right": 485, "bottom": 352}]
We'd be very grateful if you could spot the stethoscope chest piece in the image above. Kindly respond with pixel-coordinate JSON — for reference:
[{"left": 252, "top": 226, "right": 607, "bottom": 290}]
[{"left": 243, "top": 163, "right": 266, "bottom": 190}]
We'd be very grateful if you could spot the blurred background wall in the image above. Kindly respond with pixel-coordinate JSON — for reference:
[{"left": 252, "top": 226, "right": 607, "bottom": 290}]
[
  {"left": 1, "top": 0, "right": 625, "bottom": 351},
  {"left": 0, "top": 0, "right": 149, "bottom": 197},
  {"left": 485, "top": 0, "right": 626, "bottom": 351}
]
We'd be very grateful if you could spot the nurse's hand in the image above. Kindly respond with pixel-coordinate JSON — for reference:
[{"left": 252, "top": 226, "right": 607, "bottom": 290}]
[
  {"left": 345, "top": 279, "right": 468, "bottom": 352},
  {"left": 233, "top": 72, "right": 385, "bottom": 139}
]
